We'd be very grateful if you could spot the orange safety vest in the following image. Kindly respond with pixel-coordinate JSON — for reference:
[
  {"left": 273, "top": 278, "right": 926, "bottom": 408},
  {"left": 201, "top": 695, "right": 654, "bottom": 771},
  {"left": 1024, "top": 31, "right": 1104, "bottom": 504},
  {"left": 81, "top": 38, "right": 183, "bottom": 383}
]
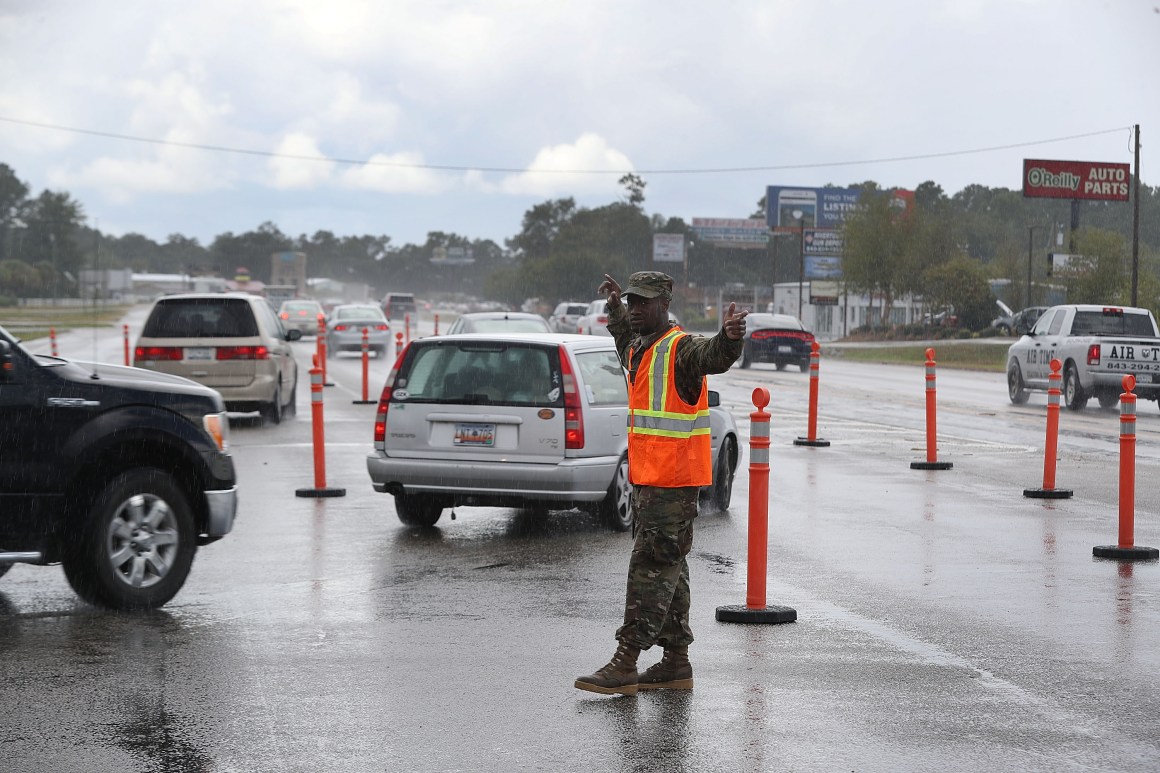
[{"left": 627, "top": 327, "right": 712, "bottom": 487}]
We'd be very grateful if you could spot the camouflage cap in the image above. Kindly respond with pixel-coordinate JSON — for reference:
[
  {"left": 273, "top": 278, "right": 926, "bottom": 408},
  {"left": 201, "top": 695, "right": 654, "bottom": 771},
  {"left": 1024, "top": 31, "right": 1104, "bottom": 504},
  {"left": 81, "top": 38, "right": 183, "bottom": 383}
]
[{"left": 623, "top": 271, "right": 673, "bottom": 300}]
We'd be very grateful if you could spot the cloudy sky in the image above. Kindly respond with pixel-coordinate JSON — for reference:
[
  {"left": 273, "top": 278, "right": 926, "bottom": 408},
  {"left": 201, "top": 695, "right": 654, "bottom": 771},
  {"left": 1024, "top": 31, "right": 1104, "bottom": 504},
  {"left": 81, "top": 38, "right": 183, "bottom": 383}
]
[{"left": 1, "top": 0, "right": 1157, "bottom": 249}]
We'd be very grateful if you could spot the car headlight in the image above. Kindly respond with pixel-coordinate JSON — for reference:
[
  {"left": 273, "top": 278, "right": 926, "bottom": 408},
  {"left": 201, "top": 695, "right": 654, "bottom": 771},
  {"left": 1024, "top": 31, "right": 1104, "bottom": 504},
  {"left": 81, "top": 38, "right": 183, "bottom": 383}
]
[{"left": 203, "top": 412, "right": 230, "bottom": 452}]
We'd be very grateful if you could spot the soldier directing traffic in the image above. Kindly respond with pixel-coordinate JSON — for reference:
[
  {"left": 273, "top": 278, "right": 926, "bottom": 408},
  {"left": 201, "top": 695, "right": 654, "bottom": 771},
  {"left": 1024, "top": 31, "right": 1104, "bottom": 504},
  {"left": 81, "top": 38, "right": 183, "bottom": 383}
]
[{"left": 575, "top": 271, "right": 747, "bottom": 696}]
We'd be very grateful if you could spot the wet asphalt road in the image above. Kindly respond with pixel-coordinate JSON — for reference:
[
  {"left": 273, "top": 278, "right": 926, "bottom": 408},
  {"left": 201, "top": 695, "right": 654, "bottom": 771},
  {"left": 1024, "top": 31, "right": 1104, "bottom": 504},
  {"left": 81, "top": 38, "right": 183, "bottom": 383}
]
[{"left": 2, "top": 312, "right": 1159, "bottom": 772}]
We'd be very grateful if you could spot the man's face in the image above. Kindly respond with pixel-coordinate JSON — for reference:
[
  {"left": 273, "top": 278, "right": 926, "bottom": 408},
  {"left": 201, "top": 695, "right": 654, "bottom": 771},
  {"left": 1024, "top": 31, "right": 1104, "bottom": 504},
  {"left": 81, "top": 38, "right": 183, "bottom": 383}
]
[{"left": 626, "top": 294, "right": 670, "bottom": 335}]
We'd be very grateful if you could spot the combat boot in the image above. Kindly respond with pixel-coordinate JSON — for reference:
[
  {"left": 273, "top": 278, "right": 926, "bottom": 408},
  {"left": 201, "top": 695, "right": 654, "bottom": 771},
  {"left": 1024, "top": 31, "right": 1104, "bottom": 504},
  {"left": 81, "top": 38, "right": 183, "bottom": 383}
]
[
  {"left": 574, "top": 642, "right": 641, "bottom": 696},
  {"left": 638, "top": 646, "right": 693, "bottom": 690}
]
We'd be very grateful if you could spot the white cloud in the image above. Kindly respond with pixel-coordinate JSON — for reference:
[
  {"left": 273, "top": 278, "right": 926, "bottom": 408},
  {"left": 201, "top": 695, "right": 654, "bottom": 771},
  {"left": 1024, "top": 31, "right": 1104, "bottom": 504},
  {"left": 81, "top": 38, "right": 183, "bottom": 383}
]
[
  {"left": 268, "top": 133, "right": 334, "bottom": 189},
  {"left": 340, "top": 151, "right": 451, "bottom": 194},
  {"left": 498, "top": 133, "right": 633, "bottom": 197}
]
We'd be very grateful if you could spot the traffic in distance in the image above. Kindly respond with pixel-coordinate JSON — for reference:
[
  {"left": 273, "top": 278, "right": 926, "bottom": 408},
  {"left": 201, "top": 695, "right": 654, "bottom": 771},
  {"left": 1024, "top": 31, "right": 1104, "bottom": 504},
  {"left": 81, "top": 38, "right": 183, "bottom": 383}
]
[{"left": 7, "top": 291, "right": 1158, "bottom": 610}]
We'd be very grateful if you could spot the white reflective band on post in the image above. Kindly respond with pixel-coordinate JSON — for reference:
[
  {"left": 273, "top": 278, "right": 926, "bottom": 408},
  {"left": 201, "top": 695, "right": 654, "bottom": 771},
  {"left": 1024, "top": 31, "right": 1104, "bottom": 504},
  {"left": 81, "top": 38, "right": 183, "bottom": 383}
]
[
  {"left": 751, "top": 422, "right": 770, "bottom": 439},
  {"left": 925, "top": 365, "right": 936, "bottom": 377},
  {"left": 751, "top": 447, "right": 769, "bottom": 464},
  {"left": 1048, "top": 392, "right": 1060, "bottom": 405}
]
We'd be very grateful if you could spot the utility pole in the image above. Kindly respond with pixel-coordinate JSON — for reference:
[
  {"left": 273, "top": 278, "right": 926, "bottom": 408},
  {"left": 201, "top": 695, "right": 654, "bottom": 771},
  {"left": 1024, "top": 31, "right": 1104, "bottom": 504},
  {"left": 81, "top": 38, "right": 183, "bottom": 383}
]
[{"left": 1131, "top": 124, "right": 1141, "bottom": 306}]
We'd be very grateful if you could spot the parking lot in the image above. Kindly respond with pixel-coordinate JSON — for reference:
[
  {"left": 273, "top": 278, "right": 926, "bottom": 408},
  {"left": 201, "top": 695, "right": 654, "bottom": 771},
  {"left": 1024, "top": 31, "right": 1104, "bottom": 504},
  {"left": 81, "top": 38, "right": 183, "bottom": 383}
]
[{"left": 2, "top": 309, "right": 1159, "bottom": 772}]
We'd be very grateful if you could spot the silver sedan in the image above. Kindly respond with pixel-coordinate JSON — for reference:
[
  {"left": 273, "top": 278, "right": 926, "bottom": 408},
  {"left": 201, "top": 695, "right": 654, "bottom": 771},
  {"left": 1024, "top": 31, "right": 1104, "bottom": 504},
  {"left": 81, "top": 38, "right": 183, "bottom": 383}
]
[{"left": 326, "top": 304, "right": 392, "bottom": 358}]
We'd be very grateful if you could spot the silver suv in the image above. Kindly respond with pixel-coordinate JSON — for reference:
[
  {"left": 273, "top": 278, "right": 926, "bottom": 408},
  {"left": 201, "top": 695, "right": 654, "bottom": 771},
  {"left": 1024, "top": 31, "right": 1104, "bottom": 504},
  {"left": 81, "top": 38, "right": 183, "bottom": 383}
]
[
  {"left": 365, "top": 332, "right": 739, "bottom": 530},
  {"left": 135, "top": 293, "right": 301, "bottom": 424}
]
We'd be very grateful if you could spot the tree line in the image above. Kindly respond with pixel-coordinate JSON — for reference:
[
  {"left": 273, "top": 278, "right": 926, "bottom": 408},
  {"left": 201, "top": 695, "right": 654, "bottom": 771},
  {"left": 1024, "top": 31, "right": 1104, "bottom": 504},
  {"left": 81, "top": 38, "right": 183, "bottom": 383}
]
[{"left": 1, "top": 162, "right": 1157, "bottom": 330}]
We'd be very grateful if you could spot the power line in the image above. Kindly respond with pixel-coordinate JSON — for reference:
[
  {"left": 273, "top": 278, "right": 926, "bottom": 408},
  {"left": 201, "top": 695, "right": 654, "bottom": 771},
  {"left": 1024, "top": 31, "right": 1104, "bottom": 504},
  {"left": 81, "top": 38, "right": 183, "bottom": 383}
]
[{"left": 0, "top": 114, "right": 1131, "bottom": 176}]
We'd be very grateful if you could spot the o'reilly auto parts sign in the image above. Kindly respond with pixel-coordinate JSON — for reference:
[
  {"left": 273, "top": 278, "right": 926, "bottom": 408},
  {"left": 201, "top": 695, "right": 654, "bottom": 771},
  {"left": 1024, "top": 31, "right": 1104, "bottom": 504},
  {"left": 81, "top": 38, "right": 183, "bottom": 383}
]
[{"left": 1022, "top": 158, "right": 1130, "bottom": 201}]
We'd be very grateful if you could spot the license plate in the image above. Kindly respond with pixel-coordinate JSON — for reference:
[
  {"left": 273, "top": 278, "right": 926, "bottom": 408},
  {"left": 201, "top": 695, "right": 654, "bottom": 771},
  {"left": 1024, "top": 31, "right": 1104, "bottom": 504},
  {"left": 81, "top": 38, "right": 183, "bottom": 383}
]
[
  {"left": 454, "top": 422, "right": 496, "bottom": 447},
  {"left": 777, "top": 345, "right": 793, "bottom": 353},
  {"left": 1136, "top": 373, "right": 1153, "bottom": 384},
  {"left": 185, "top": 347, "right": 214, "bottom": 360}
]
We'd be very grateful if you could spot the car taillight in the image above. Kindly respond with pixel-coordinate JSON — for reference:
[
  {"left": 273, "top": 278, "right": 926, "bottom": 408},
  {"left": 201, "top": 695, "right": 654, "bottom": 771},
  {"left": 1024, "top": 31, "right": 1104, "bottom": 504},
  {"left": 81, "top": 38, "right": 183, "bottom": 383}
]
[
  {"left": 216, "top": 345, "right": 269, "bottom": 360},
  {"left": 597, "top": 315, "right": 608, "bottom": 324},
  {"left": 558, "top": 344, "right": 584, "bottom": 449},
  {"left": 374, "top": 324, "right": 389, "bottom": 331},
  {"left": 297, "top": 310, "right": 309, "bottom": 316},
  {"left": 280, "top": 312, "right": 289, "bottom": 320},
  {"left": 374, "top": 342, "right": 410, "bottom": 446},
  {"left": 334, "top": 324, "right": 350, "bottom": 331},
  {"left": 134, "top": 346, "right": 183, "bottom": 361},
  {"left": 751, "top": 330, "right": 813, "bottom": 341},
  {"left": 1088, "top": 344, "right": 1101, "bottom": 366}
]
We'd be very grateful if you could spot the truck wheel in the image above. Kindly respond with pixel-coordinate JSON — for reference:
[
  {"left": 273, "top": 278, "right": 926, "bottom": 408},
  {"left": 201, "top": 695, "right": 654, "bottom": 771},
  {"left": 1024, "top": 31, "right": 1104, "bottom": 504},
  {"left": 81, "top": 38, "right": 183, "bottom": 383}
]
[
  {"left": 707, "top": 438, "right": 736, "bottom": 513},
  {"left": 285, "top": 378, "right": 297, "bottom": 417},
  {"left": 261, "top": 385, "right": 283, "bottom": 425},
  {"left": 62, "top": 469, "right": 196, "bottom": 610},
  {"left": 1007, "top": 361, "right": 1030, "bottom": 404},
  {"left": 394, "top": 493, "right": 443, "bottom": 527},
  {"left": 1064, "top": 364, "right": 1088, "bottom": 411},
  {"left": 597, "top": 455, "right": 633, "bottom": 532}
]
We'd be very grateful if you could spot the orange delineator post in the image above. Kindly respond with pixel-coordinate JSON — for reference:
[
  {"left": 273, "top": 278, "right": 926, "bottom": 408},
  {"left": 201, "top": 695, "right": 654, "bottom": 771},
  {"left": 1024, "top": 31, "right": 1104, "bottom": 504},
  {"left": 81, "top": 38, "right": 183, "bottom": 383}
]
[
  {"left": 404, "top": 312, "right": 411, "bottom": 343},
  {"left": 316, "top": 314, "right": 333, "bottom": 387},
  {"left": 434, "top": 313, "right": 439, "bottom": 336},
  {"left": 1025, "top": 359, "right": 1072, "bottom": 498},
  {"left": 395, "top": 331, "right": 404, "bottom": 359},
  {"left": 714, "top": 387, "right": 796, "bottom": 625},
  {"left": 50, "top": 328, "right": 58, "bottom": 356},
  {"left": 910, "top": 347, "right": 952, "bottom": 470},
  {"left": 353, "top": 327, "right": 375, "bottom": 405},
  {"left": 1094, "top": 375, "right": 1156, "bottom": 559},
  {"left": 295, "top": 355, "right": 345, "bottom": 498},
  {"left": 794, "top": 341, "right": 829, "bottom": 447},
  {"left": 123, "top": 324, "right": 130, "bottom": 366}
]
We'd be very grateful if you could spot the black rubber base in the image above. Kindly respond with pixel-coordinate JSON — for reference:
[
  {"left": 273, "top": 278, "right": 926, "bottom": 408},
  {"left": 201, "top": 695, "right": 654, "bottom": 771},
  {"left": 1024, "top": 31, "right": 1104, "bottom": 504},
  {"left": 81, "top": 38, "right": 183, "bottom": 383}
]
[
  {"left": 911, "top": 461, "right": 953, "bottom": 470},
  {"left": 1093, "top": 545, "right": 1159, "bottom": 560},
  {"left": 323, "top": 381, "right": 335, "bottom": 387},
  {"left": 295, "top": 487, "right": 347, "bottom": 498},
  {"left": 1024, "top": 488, "right": 1074, "bottom": 499},
  {"left": 715, "top": 604, "right": 797, "bottom": 624},
  {"left": 793, "top": 437, "right": 831, "bottom": 447},
  {"left": 352, "top": 400, "right": 377, "bottom": 405}
]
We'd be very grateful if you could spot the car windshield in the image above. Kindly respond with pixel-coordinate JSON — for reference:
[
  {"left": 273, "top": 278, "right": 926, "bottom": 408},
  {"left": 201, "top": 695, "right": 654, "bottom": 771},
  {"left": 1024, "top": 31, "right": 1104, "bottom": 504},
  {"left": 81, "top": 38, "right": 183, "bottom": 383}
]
[
  {"left": 142, "top": 298, "right": 258, "bottom": 338},
  {"left": 336, "top": 307, "right": 383, "bottom": 321},
  {"left": 1071, "top": 310, "right": 1157, "bottom": 337},
  {"left": 398, "top": 342, "right": 560, "bottom": 406},
  {"left": 468, "top": 318, "right": 548, "bottom": 333}
]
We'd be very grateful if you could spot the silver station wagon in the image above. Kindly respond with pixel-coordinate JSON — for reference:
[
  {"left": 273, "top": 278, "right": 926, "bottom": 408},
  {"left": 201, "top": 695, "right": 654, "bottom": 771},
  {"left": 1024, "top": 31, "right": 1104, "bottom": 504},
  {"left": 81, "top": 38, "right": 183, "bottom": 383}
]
[{"left": 365, "top": 332, "right": 739, "bottom": 530}]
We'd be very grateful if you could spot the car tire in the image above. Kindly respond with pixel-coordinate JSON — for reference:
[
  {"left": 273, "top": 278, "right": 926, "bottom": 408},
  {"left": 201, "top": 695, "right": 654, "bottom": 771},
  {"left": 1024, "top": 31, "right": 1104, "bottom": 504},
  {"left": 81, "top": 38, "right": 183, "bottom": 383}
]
[
  {"left": 261, "top": 384, "right": 283, "bottom": 425},
  {"left": 1007, "top": 361, "right": 1030, "bottom": 404},
  {"left": 1097, "top": 389, "right": 1119, "bottom": 409},
  {"left": 285, "top": 378, "right": 297, "bottom": 417},
  {"left": 597, "top": 455, "right": 633, "bottom": 532},
  {"left": 775, "top": 361, "right": 786, "bottom": 371},
  {"left": 739, "top": 346, "right": 752, "bottom": 369},
  {"left": 708, "top": 438, "right": 736, "bottom": 513},
  {"left": 61, "top": 468, "right": 196, "bottom": 610},
  {"left": 1064, "top": 363, "right": 1088, "bottom": 411},
  {"left": 799, "top": 359, "right": 810, "bottom": 372},
  {"left": 394, "top": 493, "right": 443, "bottom": 527}
]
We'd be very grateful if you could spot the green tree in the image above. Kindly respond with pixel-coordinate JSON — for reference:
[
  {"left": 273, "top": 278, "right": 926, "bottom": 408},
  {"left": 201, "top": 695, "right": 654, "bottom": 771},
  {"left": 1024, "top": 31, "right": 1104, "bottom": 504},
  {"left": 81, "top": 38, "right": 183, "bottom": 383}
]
[
  {"left": 921, "top": 254, "right": 995, "bottom": 330},
  {"left": 842, "top": 186, "right": 918, "bottom": 327},
  {"left": 0, "top": 164, "right": 31, "bottom": 264},
  {"left": 209, "top": 222, "right": 292, "bottom": 283},
  {"left": 0, "top": 258, "right": 41, "bottom": 297},
  {"left": 1060, "top": 227, "right": 1129, "bottom": 304},
  {"left": 618, "top": 174, "right": 646, "bottom": 208}
]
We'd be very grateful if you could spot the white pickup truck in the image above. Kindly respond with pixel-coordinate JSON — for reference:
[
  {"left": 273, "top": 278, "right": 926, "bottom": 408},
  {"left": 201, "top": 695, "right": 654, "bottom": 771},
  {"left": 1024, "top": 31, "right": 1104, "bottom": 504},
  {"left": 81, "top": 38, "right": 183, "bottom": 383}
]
[{"left": 1006, "top": 304, "right": 1160, "bottom": 410}]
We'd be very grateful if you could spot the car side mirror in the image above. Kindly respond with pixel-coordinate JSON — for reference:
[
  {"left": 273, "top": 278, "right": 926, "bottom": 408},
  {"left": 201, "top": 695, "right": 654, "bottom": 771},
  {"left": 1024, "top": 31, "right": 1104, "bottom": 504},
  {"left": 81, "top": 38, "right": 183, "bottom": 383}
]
[
  {"left": 286, "top": 329, "right": 303, "bottom": 342},
  {"left": 707, "top": 389, "right": 721, "bottom": 408}
]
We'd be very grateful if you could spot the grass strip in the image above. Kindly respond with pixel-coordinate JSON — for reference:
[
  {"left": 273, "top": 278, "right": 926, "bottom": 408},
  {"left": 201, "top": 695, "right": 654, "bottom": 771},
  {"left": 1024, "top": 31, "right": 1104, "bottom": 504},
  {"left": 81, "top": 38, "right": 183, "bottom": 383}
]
[{"left": 824, "top": 342, "right": 1009, "bottom": 372}]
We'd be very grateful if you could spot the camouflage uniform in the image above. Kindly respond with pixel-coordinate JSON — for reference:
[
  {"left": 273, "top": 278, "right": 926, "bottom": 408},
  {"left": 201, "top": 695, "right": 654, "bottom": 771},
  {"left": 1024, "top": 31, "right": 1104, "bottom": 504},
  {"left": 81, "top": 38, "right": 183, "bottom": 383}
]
[{"left": 606, "top": 272, "right": 743, "bottom": 650}]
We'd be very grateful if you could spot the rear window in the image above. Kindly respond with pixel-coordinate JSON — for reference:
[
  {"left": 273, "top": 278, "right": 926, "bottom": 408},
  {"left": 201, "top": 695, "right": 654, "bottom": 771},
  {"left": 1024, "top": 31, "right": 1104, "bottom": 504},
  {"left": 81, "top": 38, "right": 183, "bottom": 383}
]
[
  {"left": 143, "top": 298, "right": 259, "bottom": 338},
  {"left": 1071, "top": 310, "right": 1157, "bottom": 337},
  {"left": 396, "top": 342, "right": 561, "bottom": 406},
  {"left": 282, "top": 301, "right": 320, "bottom": 313},
  {"left": 386, "top": 294, "right": 415, "bottom": 304},
  {"left": 467, "top": 319, "right": 548, "bottom": 334},
  {"left": 336, "top": 307, "right": 384, "bottom": 321},
  {"left": 566, "top": 304, "right": 588, "bottom": 315}
]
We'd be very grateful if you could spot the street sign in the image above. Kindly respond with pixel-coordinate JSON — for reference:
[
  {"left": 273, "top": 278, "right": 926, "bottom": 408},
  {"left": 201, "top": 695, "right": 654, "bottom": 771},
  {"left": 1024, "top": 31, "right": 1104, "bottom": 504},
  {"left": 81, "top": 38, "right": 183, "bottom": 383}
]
[{"left": 652, "top": 233, "right": 685, "bottom": 263}]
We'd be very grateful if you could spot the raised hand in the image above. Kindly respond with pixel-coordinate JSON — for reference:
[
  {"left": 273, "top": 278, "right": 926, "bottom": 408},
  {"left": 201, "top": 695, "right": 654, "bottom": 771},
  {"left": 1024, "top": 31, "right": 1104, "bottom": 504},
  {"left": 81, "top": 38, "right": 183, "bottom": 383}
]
[{"left": 723, "top": 302, "right": 749, "bottom": 340}]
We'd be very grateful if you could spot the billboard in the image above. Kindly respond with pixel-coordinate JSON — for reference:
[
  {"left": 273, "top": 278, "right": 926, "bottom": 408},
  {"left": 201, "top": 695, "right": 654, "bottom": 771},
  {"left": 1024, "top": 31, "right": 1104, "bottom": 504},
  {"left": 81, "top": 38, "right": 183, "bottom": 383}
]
[
  {"left": 765, "top": 186, "right": 864, "bottom": 230},
  {"left": 1022, "top": 159, "right": 1131, "bottom": 201},
  {"left": 652, "top": 233, "right": 685, "bottom": 263},
  {"left": 691, "top": 218, "right": 769, "bottom": 249}
]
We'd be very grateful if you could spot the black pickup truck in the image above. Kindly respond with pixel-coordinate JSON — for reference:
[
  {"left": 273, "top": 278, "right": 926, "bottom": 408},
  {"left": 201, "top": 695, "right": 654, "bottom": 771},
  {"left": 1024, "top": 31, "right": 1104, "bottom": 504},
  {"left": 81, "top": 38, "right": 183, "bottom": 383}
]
[{"left": 0, "top": 324, "right": 238, "bottom": 610}]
